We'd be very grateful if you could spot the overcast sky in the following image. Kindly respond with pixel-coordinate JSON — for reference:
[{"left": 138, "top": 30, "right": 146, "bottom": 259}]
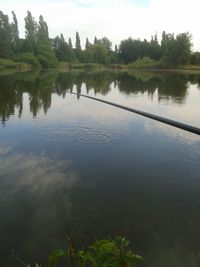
[{"left": 1, "top": 0, "right": 200, "bottom": 50}]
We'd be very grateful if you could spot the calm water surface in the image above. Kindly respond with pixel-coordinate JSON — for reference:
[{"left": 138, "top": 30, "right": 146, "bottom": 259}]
[{"left": 0, "top": 70, "right": 200, "bottom": 267}]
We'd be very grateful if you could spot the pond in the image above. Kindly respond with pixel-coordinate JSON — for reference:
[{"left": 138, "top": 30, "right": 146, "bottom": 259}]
[{"left": 0, "top": 70, "right": 200, "bottom": 267}]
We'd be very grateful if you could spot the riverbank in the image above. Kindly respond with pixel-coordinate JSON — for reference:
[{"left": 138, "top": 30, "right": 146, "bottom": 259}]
[{"left": 1, "top": 57, "right": 200, "bottom": 74}]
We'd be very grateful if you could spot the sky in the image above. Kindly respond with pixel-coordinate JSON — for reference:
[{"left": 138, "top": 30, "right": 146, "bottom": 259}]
[{"left": 0, "top": 0, "right": 200, "bottom": 50}]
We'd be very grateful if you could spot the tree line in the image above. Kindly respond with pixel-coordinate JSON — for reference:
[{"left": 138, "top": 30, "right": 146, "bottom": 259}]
[{"left": 0, "top": 10, "right": 199, "bottom": 68}]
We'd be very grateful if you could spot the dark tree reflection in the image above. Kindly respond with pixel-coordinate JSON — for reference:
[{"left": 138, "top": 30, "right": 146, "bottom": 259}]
[{"left": 0, "top": 70, "right": 199, "bottom": 124}]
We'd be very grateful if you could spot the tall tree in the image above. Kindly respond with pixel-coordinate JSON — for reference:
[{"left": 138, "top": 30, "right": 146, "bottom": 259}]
[
  {"left": 25, "top": 11, "right": 37, "bottom": 40},
  {"left": 75, "top": 31, "right": 81, "bottom": 50},
  {"left": 37, "top": 15, "right": 49, "bottom": 43},
  {"left": 11, "top": 11, "right": 19, "bottom": 42},
  {"left": 99, "top": 37, "right": 112, "bottom": 51},
  {"left": 85, "top": 37, "right": 90, "bottom": 49},
  {"left": 161, "top": 32, "right": 192, "bottom": 65},
  {"left": 0, "top": 11, "right": 12, "bottom": 58},
  {"left": 94, "top": 36, "right": 98, "bottom": 45},
  {"left": 68, "top": 37, "right": 72, "bottom": 48},
  {"left": 175, "top": 32, "right": 192, "bottom": 64},
  {"left": 54, "top": 34, "right": 76, "bottom": 62},
  {"left": 24, "top": 11, "right": 38, "bottom": 54}
]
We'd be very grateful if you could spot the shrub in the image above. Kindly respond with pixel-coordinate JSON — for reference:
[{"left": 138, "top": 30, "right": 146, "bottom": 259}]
[
  {"left": 128, "top": 57, "right": 160, "bottom": 69},
  {"left": 14, "top": 53, "right": 40, "bottom": 68},
  {"left": 0, "top": 58, "right": 18, "bottom": 68}
]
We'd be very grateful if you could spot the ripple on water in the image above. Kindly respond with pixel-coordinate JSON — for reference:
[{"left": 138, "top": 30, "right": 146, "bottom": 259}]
[{"left": 40, "top": 125, "right": 127, "bottom": 144}]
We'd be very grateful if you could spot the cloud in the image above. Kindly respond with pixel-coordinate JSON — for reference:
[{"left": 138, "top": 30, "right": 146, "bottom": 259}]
[
  {"left": 0, "top": 0, "right": 200, "bottom": 50},
  {"left": 0, "top": 147, "right": 78, "bottom": 192}
]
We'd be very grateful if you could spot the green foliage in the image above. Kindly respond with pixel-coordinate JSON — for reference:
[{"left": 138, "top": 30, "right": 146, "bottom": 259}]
[
  {"left": 37, "top": 44, "right": 58, "bottom": 68},
  {"left": 25, "top": 237, "right": 143, "bottom": 267},
  {"left": 37, "top": 15, "right": 49, "bottom": 44},
  {"left": 0, "top": 9, "right": 197, "bottom": 69},
  {"left": 25, "top": 11, "right": 37, "bottom": 41},
  {"left": 24, "top": 11, "right": 38, "bottom": 54},
  {"left": 70, "top": 63, "right": 104, "bottom": 69},
  {"left": 14, "top": 52, "right": 40, "bottom": 68},
  {"left": 37, "top": 54, "right": 57, "bottom": 69},
  {"left": 161, "top": 32, "right": 192, "bottom": 65},
  {"left": 119, "top": 37, "right": 161, "bottom": 64},
  {"left": 190, "top": 52, "right": 200, "bottom": 65},
  {"left": 0, "top": 11, "right": 13, "bottom": 58},
  {"left": 76, "top": 236, "right": 143, "bottom": 267},
  {"left": 54, "top": 35, "right": 76, "bottom": 63},
  {"left": 128, "top": 57, "right": 160, "bottom": 69},
  {"left": 75, "top": 31, "right": 81, "bottom": 50},
  {"left": 48, "top": 249, "right": 67, "bottom": 267},
  {"left": 0, "top": 58, "right": 18, "bottom": 67}
]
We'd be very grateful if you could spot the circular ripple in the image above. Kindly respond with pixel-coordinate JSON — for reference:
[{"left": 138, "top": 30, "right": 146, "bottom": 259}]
[
  {"left": 41, "top": 131, "right": 58, "bottom": 141},
  {"left": 79, "top": 131, "right": 110, "bottom": 143},
  {"left": 40, "top": 125, "right": 127, "bottom": 144}
]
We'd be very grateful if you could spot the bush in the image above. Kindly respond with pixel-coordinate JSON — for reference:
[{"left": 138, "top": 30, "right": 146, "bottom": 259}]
[
  {"left": 70, "top": 63, "right": 104, "bottom": 69},
  {"left": 14, "top": 53, "right": 40, "bottom": 68},
  {"left": 0, "top": 58, "right": 18, "bottom": 68},
  {"left": 128, "top": 57, "right": 161, "bottom": 69},
  {"left": 37, "top": 52, "right": 58, "bottom": 69}
]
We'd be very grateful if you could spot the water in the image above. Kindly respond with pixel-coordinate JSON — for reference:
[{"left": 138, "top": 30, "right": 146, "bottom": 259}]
[{"left": 0, "top": 69, "right": 200, "bottom": 267}]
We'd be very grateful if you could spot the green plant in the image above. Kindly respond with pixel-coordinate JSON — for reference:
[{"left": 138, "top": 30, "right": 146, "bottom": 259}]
[
  {"left": 29, "top": 236, "right": 143, "bottom": 267},
  {"left": 128, "top": 57, "right": 160, "bottom": 69},
  {"left": 76, "top": 236, "right": 143, "bottom": 267},
  {"left": 14, "top": 52, "right": 40, "bottom": 68},
  {"left": 48, "top": 249, "right": 67, "bottom": 267}
]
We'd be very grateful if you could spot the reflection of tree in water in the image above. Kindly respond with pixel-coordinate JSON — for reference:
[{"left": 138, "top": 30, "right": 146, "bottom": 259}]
[
  {"left": 28, "top": 71, "right": 58, "bottom": 116},
  {"left": 0, "top": 71, "right": 59, "bottom": 123},
  {"left": 117, "top": 72, "right": 158, "bottom": 96},
  {"left": 0, "top": 74, "right": 23, "bottom": 124},
  {"left": 0, "top": 70, "right": 200, "bottom": 124},
  {"left": 117, "top": 72, "right": 193, "bottom": 104},
  {"left": 57, "top": 71, "right": 116, "bottom": 96},
  {"left": 158, "top": 73, "right": 189, "bottom": 104}
]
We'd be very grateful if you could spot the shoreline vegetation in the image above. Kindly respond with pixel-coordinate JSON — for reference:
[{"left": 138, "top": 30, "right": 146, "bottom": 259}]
[
  {"left": 2, "top": 58, "right": 200, "bottom": 74},
  {"left": 1, "top": 11, "right": 200, "bottom": 72},
  {"left": 18, "top": 236, "right": 144, "bottom": 267}
]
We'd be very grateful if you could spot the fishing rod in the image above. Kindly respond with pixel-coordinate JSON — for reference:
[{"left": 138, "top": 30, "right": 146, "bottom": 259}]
[
  {"left": 68, "top": 91, "right": 200, "bottom": 136},
  {"left": 58, "top": 205, "right": 76, "bottom": 267}
]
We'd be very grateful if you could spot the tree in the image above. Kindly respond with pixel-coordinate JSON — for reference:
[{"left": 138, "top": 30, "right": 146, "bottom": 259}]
[
  {"left": 175, "top": 32, "right": 192, "bottom": 64},
  {"left": 85, "top": 37, "right": 90, "bottom": 49},
  {"left": 24, "top": 11, "right": 38, "bottom": 54},
  {"left": 54, "top": 34, "right": 76, "bottom": 62},
  {"left": 94, "top": 36, "right": 98, "bottom": 45},
  {"left": 190, "top": 52, "right": 200, "bottom": 65},
  {"left": 37, "top": 15, "right": 49, "bottom": 44},
  {"left": 99, "top": 37, "right": 112, "bottom": 51},
  {"left": 0, "top": 11, "right": 12, "bottom": 58},
  {"left": 161, "top": 32, "right": 192, "bottom": 65},
  {"left": 11, "top": 11, "right": 19, "bottom": 43},
  {"left": 115, "top": 45, "right": 118, "bottom": 53},
  {"left": 75, "top": 31, "right": 81, "bottom": 50},
  {"left": 149, "top": 33, "right": 162, "bottom": 60},
  {"left": 119, "top": 38, "right": 137, "bottom": 63},
  {"left": 68, "top": 37, "right": 73, "bottom": 48}
]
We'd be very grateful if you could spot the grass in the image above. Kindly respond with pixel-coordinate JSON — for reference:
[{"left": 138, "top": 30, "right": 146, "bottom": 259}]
[
  {"left": 128, "top": 57, "right": 162, "bottom": 69},
  {"left": 0, "top": 58, "right": 32, "bottom": 70},
  {"left": 0, "top": 58, "right": 18, "bottom": 68},
  {"left": 108, "top": 64, "right": 127, "bottom": 69},
  {"left": 69, "top": 63, "right": 105, "bottom": 69}
]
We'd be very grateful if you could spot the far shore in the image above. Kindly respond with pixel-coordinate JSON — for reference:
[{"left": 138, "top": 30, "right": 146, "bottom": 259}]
[{"left": 1, "top": 59, "right": 200, "bottom": 75}]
